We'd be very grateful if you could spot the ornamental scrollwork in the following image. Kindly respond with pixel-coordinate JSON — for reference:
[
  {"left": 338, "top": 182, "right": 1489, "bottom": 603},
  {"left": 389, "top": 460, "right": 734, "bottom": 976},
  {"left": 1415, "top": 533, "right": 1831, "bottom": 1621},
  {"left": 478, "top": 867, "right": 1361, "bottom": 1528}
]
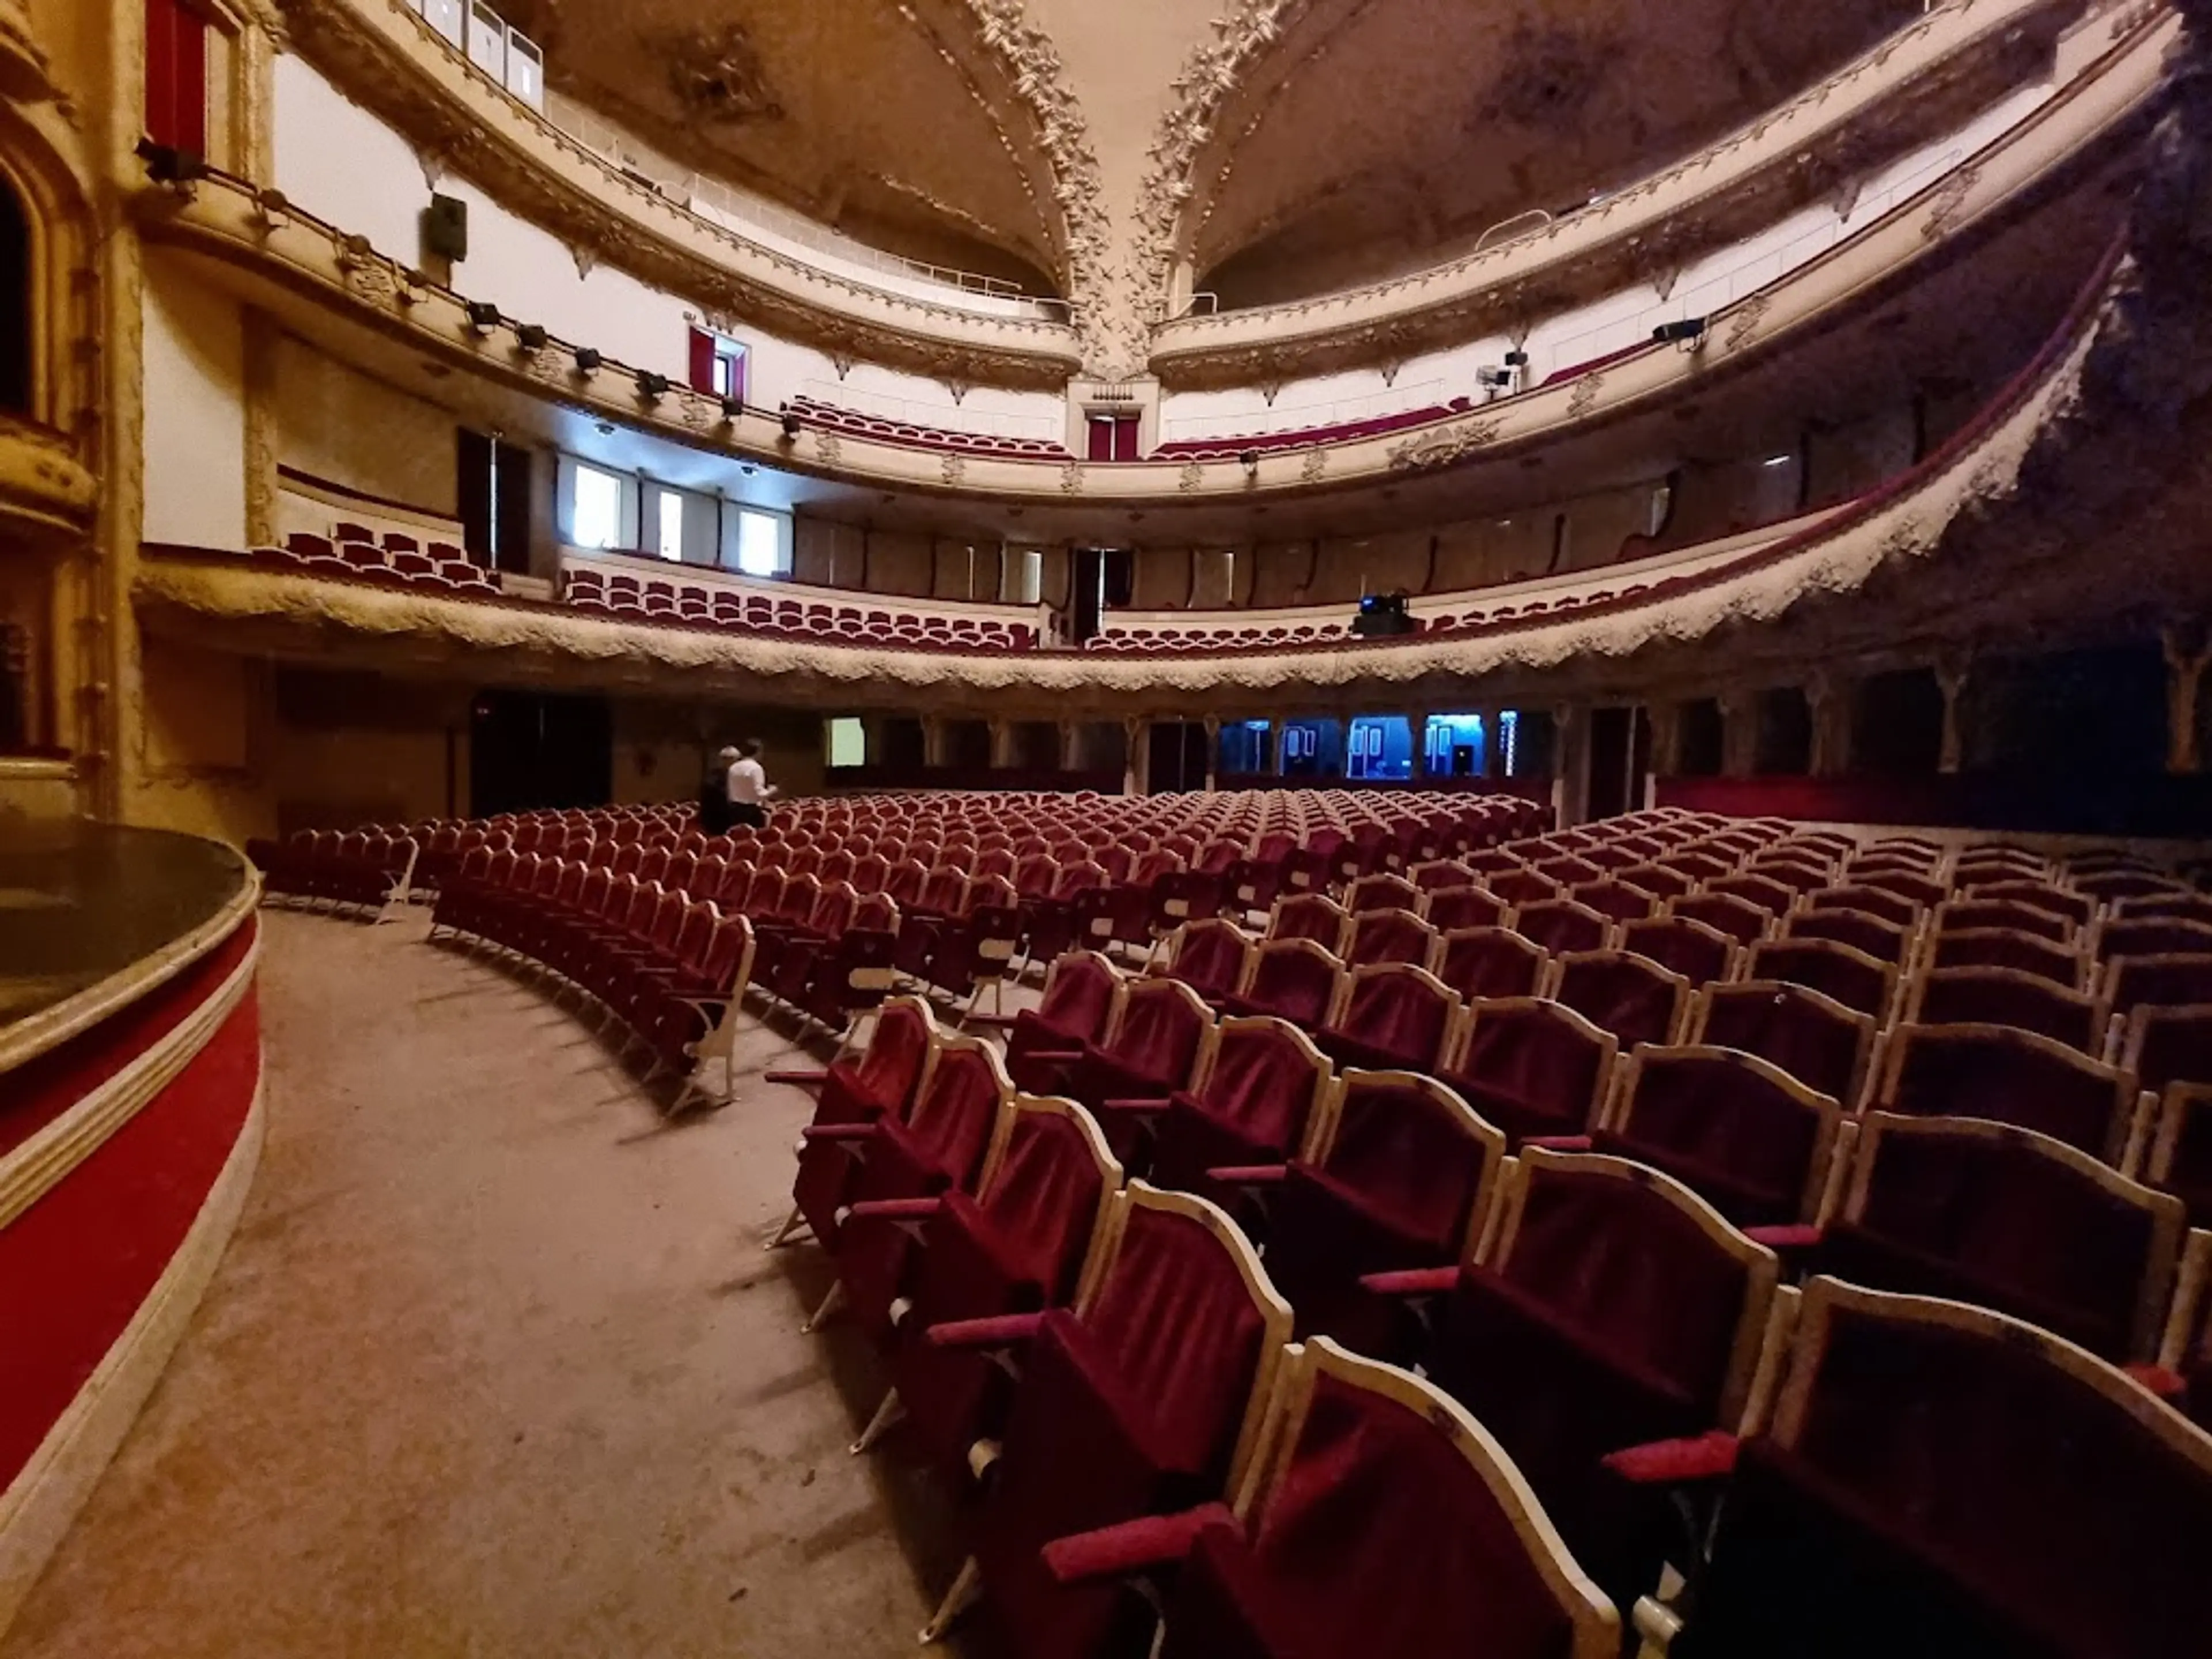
[{"left": 1388, "top": 416, "right": 1503, "bottom": 471}]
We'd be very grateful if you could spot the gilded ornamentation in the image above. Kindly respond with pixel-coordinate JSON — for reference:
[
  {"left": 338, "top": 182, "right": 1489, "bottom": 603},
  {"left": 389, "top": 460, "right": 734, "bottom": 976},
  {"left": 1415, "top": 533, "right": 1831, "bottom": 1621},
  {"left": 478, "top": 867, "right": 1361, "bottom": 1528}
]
[
  {"left": 1388, "top": 416, "right": 1502, "bottom": 471},
  {"left": 1725, "top": 294, "right": 1773, "bottom": 354},
  {"left": 1058, "top": 461, "right": 1085, "bottom": 494},
  {"left": 1300, "top": 449, "right": 1327, "bottom": 483},
  {"left": 1921, "top": 164, "right": 1982, "bottom": 242},
  {"left": 1565, "top": 373, "right": 1604, "bottom": 419},
  {"left": 940, "top": 453, "right": 967, "bottom": 486},
  {"left": 1177, "top": 460, "right": 1205, "bottom": 492},
  {"left": 814, "top": 431, "right": 843, "bottom": 466}
]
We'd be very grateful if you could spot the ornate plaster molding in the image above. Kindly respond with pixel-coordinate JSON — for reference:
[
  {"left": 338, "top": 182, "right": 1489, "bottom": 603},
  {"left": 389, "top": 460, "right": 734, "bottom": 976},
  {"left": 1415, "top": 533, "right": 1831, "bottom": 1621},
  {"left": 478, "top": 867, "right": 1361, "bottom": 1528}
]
[
  {"left": 0, "top": 419, "right": 94, "bottom": 541},
  {"left": 272, "top": 0, "right": 1086, "bottom": 389}
]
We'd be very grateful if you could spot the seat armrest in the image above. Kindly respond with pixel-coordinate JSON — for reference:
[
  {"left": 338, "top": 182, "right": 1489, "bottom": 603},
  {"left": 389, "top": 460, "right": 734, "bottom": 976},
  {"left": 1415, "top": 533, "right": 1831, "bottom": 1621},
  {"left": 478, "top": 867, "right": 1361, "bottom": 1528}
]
[
  {"left": 1601, "top": 1430, "right": 1740, "bottom": 1486},
  {"left": 799, "top": 1123, "right": 877, "bottom": 1144},
  {"left": 1204, "top": 1163, "right": 1289, "bottom": 1187},
  {"left": 923, "top": 1312, "right": 1048, "bottom": 1351},
  {"left": 844, "top": 1197, "right": 944, "bottom": 1224},
  {"left": 965, "top": 1012, "right": 1018, "bottom": 1030},
  {"left": 1040, "top": 1505, "right": 1237, "bottom": 1588},
  {"left": 1521, "top": 1134, "right": 1594, "bottom": 1153},
  {"left": 1358, "top": 1266, "right": 1460, "bottom": 1298},
  {"left": 2124, "top": 1362, "right": 2189, "bottom": 1401},
  {"left": 1020, "top": 1048, "right": 1084, "bottom": 1066}
]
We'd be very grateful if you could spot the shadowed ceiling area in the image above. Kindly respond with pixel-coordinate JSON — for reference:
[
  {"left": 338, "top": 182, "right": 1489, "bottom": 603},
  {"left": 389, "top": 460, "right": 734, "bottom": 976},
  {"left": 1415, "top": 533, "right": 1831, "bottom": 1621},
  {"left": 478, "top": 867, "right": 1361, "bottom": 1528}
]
[
  {"left": 1187, "top": 0, "right": 1931, "bottom": 309},
  {"left": 488, "top": 0, "right": 1069, "bottom": 293}
]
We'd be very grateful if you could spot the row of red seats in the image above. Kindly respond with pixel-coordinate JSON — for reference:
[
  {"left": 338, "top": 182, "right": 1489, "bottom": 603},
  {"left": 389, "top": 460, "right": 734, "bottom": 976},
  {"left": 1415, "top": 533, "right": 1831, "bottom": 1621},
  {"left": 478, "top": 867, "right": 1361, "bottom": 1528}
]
[{"left": 778, "top": 995, "right": 2212, "bottom": 1657}]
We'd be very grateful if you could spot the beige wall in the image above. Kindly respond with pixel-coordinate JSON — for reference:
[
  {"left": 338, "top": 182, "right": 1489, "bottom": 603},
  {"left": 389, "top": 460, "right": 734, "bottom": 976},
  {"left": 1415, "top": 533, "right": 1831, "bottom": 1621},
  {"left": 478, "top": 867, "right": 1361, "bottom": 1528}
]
[
  {"left": 272, "top": 336, "right": 460, "bottom": 516},
  {"left": 142, "top": 261, "right": 247, "bottom": 550}
]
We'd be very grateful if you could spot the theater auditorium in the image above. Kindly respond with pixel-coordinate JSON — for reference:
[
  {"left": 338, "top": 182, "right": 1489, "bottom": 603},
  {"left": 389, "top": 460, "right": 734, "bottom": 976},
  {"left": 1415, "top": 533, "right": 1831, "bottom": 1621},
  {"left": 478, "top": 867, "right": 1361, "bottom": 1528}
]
[{"left": 5, "top": 0, "right": 2212, "bottom": 1653}]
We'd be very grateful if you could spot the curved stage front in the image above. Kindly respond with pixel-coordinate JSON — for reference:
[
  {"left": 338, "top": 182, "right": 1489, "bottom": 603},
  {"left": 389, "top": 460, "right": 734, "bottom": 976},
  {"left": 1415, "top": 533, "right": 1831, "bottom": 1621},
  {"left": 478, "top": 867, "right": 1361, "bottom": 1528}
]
[{"left": 0, "top": 823, "right": 262, "bottom": 1637}]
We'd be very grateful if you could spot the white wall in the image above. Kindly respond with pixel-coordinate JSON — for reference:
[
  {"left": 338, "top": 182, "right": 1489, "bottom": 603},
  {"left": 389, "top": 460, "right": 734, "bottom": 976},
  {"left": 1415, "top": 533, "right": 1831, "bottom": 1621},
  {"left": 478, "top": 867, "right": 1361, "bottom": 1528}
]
[
  {"left": 1156, "top": 82, "right": 2053, "bottom": 442},
  {"left": 270, "top": 55, "right": 1067, "bottom": 436},
  {"left": 142, "top": 260, "right": 247, "bottom": 549}
]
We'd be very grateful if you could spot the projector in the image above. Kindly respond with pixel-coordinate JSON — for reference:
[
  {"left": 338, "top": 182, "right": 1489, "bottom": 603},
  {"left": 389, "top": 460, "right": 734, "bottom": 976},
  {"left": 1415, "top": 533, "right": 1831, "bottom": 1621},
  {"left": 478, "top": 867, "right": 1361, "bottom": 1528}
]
[{"left": 1350, "top": 592, "right": 1416, "bottom": 637}]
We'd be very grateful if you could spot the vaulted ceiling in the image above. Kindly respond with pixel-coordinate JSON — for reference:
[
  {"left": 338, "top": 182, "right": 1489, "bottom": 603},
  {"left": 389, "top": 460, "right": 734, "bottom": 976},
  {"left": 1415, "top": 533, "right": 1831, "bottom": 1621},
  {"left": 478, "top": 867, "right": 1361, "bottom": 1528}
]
[
  {"left": 490, "top": 0, "right": 2016, "bottom": 342},
  {"left": 1180, "top": 0, "right": 1932, "bottom": 307}
]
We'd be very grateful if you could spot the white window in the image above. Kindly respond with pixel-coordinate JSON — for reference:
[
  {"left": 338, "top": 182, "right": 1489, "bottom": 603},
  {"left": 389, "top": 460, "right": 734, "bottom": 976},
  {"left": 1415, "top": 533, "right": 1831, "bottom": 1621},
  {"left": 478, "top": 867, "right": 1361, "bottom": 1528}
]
[
  {"left": 570, "top": 463, "right": 623, "bottom": 551},
  {"left": 729, "top": 506, "right": 789, "bottom": 578},
  {"left": 657, "top": 490, "right": 685, "bottom": 560},
  {"left": 827, "top": 718, "right": 866, "bottom": 768}
]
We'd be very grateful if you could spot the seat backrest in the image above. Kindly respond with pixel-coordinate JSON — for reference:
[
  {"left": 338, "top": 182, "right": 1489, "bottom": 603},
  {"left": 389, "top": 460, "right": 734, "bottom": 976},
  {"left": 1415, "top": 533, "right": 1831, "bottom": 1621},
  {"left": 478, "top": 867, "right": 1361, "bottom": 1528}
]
[
  {"left": 1839, "top": 1113, "right": 2183, "bottom": 1362},
  {"left": 1268, "top": 893, "right": 1351, "bottom": 953},
  {"left": 1513, "top": 898, "right": 1611, "bottom": 957},
  {"left": 1194, "top": 1017, "right": 1334, "bottom": 1156},
  {"left": 1708, "top": 872, "right": 1797, "bottom": 915},
  {"left": 1101, "top": 978, "right": 1215, "bottom": 1086},
  {"left": 1435, "top": 926, "right": 1548, "bottom": 1002},
  {"left": 1734, "top": 1278, "right": 2212, "bottom": 1659},
  {"left": 1929, "top": 926, "right": 2085, "bottom": 989},
  {"left": 839, "top": 995, "right": 938, "bottom": 1119},
  {"left": 1425, "top": 884, "right": 1512, "bottom": 933},
  {"left": 1344, "top": 908, "right": 1440, "bottom": 970},
  {"left": 2123, "top": 1002, "right": 2212, "bottom": 1099},
  {"left": 1240, "top": 939, "right": 1346, "bottom": 1028},
  {"left": 1346, "top": 873, "right": 1421, "bottom": 915},
  {"left": 899, "top": 1036, "right": 1013, "bottom": 1191},
  {"left": 976, "top": 1099, "right": 1123, "bottom": 1307},
  {"left": 2107, "top": 952, "right": 2212, "bottom": 1017},
  {"left": 1608, "top": 1044, "right": 1842, "bottom": 1225},
  {"left": 1488, "top": 1149, "right": 1777, "bottom": 1429},
  {"left": 1937, "top": 896, "right": 2075, "bottom": 942},
  {"left": 1618, "top": 915, "right": 1736, "bottom": 986},
  {"left": 1806, "top": 884, "right": 1922, "bottom": 928},
  {"left": 1549, "top": 950, "right": 1690, "bottom": 1050},
  {"left": 1331, "top": 964, "right": 1461, "bottom": 1071},
  {"left": 1744, "top": 936, "right": 1894, "bottom": 1020},
  {"left": 1787, "top": 905, "right": 1912, "bottom": 966},
  {"left": 1907, "top": 965, "right": 2105, "bottom": 1054},
  {"left": 1878, "top": 1021, "right": 2140, "bottom": 1166},
  {"left": 1078, "top": 1186, "right": 1293, "bottom": 1489},
  {"left": 1449, "top": 998, "right": 1617, "bottom": 1139},
  {"left": 1228, "top": 1339, "right": 1619, "bottom": 1659},
  {"left": 1033, "top": 950, "right": 1123, "bottom": 1041},
  {"left": 1570, "top": 880, "right": 1658, "bottom": 925},
  {"left": 1691, "top": 979, "right": 1873, "bottom": 1105},
  {"left": 2100, "top": 917, "right": 2212, "bottom": 961},
  {"left": 1165, "top": 919, "right": 1250, "bottom": 999},
  {"left": 1316, "top": 1071, "right": 1506, "bottom": 1261}
]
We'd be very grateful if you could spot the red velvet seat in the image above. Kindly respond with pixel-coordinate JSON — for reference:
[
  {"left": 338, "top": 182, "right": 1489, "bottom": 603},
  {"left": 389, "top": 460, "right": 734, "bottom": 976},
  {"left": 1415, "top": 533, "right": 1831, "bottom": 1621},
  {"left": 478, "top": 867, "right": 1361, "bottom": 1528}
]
[
  {"left": 925, "top": 1186, "right": 1291, "bottom": 1657},
  {"left": 774, "top": 996, "right": 940, "bottom": 1247},
  {"left": 1906, "top": 965, "right": 2105, "bottom": 1052},
  {"left": 1342, "top": 908, "right": 1439, "bottom": 970},
  {"left": 1423, "top": 883, "right": 1512, "bottom": 933},
  {"left": 871, "top": 1099, "right": 1122, "bottom": 1473},
  {"left": 1415, "top": 1150, "right": 1777, "bottom": 1614},
  {"left": 1248, "top": 1070, "right": 1505, "bottom": 1357},
  {"left": 1264, "top": 892, "right": 1351, "bottom": 954},
  {"left": 1810, "top": 1113, "right": 2183, "bottom": 1364},
  {"left": 1667, "top": 891, "right": 1772, "bottom": 945},
  {"left": 1926, "top": 926, "right": 2086, "bottom": 989},
  {"left": 1440, "top": 997, "right": 1617, "bottom": 1149},
  {"left": 1040, "top": 1340, "right": 1618, "bottom": 1659},
  {"left": 1156, "top": 918, "right": 1251, "bottom": 1006},
  {"left": 2124, "top": 1002, "right": 2212, "bottom": 1100},
  {"left": 1619, "top": 915, "right": 1736, "bottom": 985},
  {"left": 1691, "top": 979, "right": 1874, "bottom": 1107},
  {"left": 1143, "top": 1017, "right": 1334, "bottom": 1200},
  {"left": 1218, "top": 939, "right": 1344, "bottom": 1028},
  {"left": 1593, "top": 1045, "right": 1842, "bottom": 1229},
  {"left": 1786, "top": 905, "right": 1912, "bottom": 967},
  {"left": 1936, "top": 896, "right": 2075, "bottom": 942},
  {"left": 1659, "top": 1278, "right": 2212, "bottom": 1659},
  {"left": 2105, "top": 952, "right": 2212, "bottom": 1019},
  {"left": 1745, "top": 937, "right": 1895, "bottom": 1021},
  {"left": 813, "top": 1035, "right": 1014, "bottom": 1338},
  {"left": 1314, "top": 964, "right": 1461, "bottom": 1074},
  {"left": 1550, "top": 950, "right": 1691, "bottom": 1051},
  {"left": 1514, "top": 898, "right": 1612, "bottom": 956},
  {"left": 993, "top": 951, "right": 1120, "bottom": 1090},
  {"left": 1434, "top": 925, "right": 1549, "bottom": 1002},
  {"left": 1048, "top": 979, "right": 1216, "bottom": 1142},
  {"left": 1875, "top": 1020, "right": 2142, "bottom": 1166}
]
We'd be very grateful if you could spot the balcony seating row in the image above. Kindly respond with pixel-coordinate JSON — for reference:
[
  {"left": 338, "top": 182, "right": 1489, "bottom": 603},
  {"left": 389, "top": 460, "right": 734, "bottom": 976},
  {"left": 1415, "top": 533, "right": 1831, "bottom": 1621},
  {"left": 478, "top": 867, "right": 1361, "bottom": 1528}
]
[
  {"left": 786, "top": 395, "right": 1071, "bottom": 460},
  {"left": 274, "top": 527, "right": 500, "bottom": 594},
  {"left": 1151, "top": 397, "right": 1478, "bottom": 461},
  {"left": 561, "top": 563, "right": 1039, "bottom": 651}
]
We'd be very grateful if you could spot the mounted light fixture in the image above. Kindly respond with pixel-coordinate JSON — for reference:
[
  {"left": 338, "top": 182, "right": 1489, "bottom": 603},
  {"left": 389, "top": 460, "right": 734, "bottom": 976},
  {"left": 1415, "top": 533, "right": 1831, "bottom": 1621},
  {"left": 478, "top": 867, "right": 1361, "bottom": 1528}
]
[
  {"left": 637, "top": 372, "right": 670, "bottom": 401},
  {"left": 1239, "top": 449, "right": 1260, "bottom": 479},
  {"left": 779, "top": 406, "right": 802, "bottom": 441},
  {"left": 572, "top": 346, "right": 602, "bottom": 376},
  {"left": 465, "top": 300, "right": 501, "bottom": 334},
  {"left": 1503, "top": 350, "right": 1529, "bottom": 368},
  {"left": 1652, "top": 316, "right": 1708, "bottom": 352},
  {"left": 721, "top": 396, "right": 744, "bottom": 423},
  {"left": 515, "top": 323, "right": 549, "bottom": 352}
]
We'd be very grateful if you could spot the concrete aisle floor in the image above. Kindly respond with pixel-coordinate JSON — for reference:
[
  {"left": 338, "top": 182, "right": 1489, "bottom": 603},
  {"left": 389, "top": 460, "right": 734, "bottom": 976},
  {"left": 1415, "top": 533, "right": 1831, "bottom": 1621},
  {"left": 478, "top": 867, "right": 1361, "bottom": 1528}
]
[{"left": 2, "top": 907, "right": 984, "bottom": 1659}]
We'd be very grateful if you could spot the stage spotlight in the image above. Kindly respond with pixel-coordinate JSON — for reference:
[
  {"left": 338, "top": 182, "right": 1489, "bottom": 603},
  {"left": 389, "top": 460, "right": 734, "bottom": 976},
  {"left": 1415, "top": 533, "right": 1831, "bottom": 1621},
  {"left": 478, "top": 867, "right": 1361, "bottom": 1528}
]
[
  {"left": 721, "top": 396, "right": 744, "bottom": 422},
  {"left": 780, "top": 407, "right": 802, "bottom": 441},
  {"left": 515, "top": 323, "right": 548, "bottom": 352},
  {"left": 1239, "top": 449, "right": 1260, "bottom": 478},
  {"left": 465, "top": 301, "right": 501, "bottom": 334},
  {"left": 572, "top": 346, "right": 602, "bottom": 375},
  {"left": 638, "top": 372, "right": 670, "bottom": 400}
]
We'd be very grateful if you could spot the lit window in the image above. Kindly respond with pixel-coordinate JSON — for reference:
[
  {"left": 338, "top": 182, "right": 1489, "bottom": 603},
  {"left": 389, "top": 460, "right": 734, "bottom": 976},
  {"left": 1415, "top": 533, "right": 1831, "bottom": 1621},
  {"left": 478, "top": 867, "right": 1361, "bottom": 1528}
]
[
  {"left": 732, "top": 507, "right": 787, "bottom": 578},
  {"left": 827, "top": 717, "right": 865, "bottom": 768},
  {"left": 571, "top": 463, "right": 622, "bottom": 551},
  {"left": 657, "top": 490, "right": 684, "bottom": 560}
]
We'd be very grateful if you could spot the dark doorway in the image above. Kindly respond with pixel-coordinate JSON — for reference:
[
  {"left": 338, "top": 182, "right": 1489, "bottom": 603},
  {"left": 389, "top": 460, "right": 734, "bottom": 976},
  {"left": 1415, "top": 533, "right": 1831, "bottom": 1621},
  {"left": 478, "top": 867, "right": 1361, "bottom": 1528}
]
[
  {"left": 1588, "top": 706, "right": 1635, "bottom": 820},
  {"left": 1755, "top": 687, "right": 1813, "bottom": 774},
  {"left": 469, "top": 690, "right": 613, "bottom": 816},
  {"left": 1678, "top": 699, "right": 1724, "bottom": 776},
  {"left": 1148, "top": 722, "right": 1211, "bottom": 793},
  {"left": 0, "top": 182, "right": 28, "bottom": 415},
  {"left": 1853, "top": 669, "right": 1944, "bottom": 774}
]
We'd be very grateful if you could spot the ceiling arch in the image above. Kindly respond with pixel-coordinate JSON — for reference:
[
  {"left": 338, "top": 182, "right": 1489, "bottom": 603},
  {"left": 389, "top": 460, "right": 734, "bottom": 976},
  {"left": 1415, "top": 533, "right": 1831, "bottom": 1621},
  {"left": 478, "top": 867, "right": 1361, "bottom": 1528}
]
[
  {"left": 1139, "top": 0, "right": 1934, "bottom": 313},
  {"left": 487, "top": 0, "right": 1105, "bottom": 306}
]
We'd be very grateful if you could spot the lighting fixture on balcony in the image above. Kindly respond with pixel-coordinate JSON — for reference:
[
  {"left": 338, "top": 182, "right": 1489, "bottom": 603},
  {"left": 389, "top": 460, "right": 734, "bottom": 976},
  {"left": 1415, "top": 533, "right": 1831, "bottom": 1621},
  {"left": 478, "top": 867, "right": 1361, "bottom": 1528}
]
[{"left": 465, "top": 301, "right": 501, "bottom": 334}]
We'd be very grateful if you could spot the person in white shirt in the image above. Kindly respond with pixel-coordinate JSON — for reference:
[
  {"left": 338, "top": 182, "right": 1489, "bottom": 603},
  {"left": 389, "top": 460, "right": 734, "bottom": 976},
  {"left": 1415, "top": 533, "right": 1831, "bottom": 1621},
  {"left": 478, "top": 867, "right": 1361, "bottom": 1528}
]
[{"left": 725, "top": 737, "right": 778, "bottom": 829}]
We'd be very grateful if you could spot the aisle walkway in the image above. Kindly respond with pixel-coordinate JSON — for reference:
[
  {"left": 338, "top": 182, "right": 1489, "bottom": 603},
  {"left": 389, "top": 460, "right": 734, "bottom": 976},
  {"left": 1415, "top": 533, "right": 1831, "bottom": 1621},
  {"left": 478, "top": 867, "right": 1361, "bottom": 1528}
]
[{"left": 3, "top": 909, "right": 972, "bottom": 1658}]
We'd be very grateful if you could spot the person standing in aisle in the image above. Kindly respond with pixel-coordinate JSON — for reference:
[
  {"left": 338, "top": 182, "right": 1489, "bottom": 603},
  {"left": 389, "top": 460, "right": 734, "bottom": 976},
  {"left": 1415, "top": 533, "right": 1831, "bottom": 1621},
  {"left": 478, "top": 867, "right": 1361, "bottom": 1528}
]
[
  {"left": 699, "top": 746, "right": 738, "bottom": 835},
  {"left": 726, "top": 737, "right": 778, "bottom": 830}
]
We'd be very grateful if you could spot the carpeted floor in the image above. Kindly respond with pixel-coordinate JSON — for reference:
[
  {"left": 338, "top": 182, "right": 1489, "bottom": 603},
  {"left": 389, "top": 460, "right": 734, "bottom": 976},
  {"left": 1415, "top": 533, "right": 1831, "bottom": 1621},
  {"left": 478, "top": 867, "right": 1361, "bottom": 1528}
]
[{"left": 2, "top": 907, "right": 987, "bottom": 1659}]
